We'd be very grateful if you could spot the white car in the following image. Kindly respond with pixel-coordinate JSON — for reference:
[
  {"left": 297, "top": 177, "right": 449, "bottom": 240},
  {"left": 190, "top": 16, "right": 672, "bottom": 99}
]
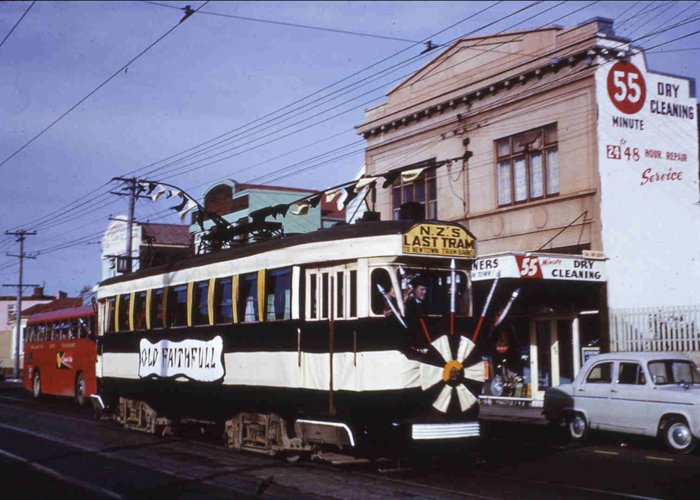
[{"left": 543, "top": 352, "right": 700, "bottom": 454}]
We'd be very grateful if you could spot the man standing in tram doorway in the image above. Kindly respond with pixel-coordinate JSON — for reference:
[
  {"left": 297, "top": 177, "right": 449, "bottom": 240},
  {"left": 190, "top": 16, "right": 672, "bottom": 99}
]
[{"left": 403, "top": 276, "right": 431, "bottom": 349}]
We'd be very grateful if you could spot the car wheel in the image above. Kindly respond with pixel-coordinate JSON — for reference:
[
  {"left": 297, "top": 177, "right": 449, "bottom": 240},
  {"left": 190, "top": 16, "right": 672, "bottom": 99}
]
[
  {"left": 567, "top": 412, "right": 588, "bottom": 442},
  {"left": 490, "top": 375, "right": 505, "bottom": 397},
  {"left": 75, "top": 372, "right": 87, "bottom": 407},
  {"left": 663, "top": 417, "right": 697, "bottom": 454},
  {"left": 32, "top": 370, "right": 41, "bottom": 399}
]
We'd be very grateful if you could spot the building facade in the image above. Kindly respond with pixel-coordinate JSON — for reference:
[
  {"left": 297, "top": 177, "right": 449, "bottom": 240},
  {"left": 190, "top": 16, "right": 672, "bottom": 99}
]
[{"left": 356, "top": 18, "right": 700, "bottom": 401}]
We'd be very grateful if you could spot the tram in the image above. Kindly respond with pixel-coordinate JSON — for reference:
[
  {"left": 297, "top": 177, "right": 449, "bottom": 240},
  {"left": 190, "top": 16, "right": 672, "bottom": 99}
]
[{"left": 93, "top": 217, "right": 483, "bottom": 455}]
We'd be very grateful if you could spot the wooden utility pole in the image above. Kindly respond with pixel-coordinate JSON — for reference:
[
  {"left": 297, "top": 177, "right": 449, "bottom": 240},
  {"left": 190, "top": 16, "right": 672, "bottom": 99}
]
[
  {"left": 111, "top": 177, "right": 139, "bottom": 273},
  {"left": 3, "top": 230, "right": 38, "bottom": 379}
]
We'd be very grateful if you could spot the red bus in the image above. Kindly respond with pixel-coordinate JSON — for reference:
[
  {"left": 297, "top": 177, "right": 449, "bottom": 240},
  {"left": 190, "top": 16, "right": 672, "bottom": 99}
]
[{"left": 23, "top": 305, "right": 96, "bottom": 405}]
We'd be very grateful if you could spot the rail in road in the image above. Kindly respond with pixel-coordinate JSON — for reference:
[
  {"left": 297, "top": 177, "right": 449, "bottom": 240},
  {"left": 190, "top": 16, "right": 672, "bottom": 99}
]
[{"left": 0, "top": 391, "right": 698, "bottom": 499}]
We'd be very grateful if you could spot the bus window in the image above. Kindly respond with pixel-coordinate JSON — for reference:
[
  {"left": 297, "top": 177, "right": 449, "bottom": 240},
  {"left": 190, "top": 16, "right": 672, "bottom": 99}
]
[
  {"left": 168, "top": 285, "right": 188, "bottom": 327},
  {"left": 118, "top": 293, "right": 131, "bottom": 332},
  {"left": 214, "top": 278, "right": 233, "bottom": 324},
  {"left": 152, "top": 288, "right": 164, "bottom": 328},
  {"left": 266, "top": 268, "right": 291, "bottom": 320},
  {"left": 78, "top": 317, "right": 89, "bottom": 338},
  {"left": 69, "top": 319, "right": 79, "bottom": 339},
  {"left": 38, "top": 324, "right": 46, "bottom": 342},
  {"left": 133, "top": 291, "right": 147, "bottom": 330},
  {"left": 349, "top": 270, "right": 357, "bottom": 318},
  {"left": 239, "top": 273, "right": 258, "bottom": 323},
  {"left": 193, "top": 281, "right": 209, "bottom": 326},
  {"left": 371, "top": 268, "right": 393, "bottom": 315},
  {"left": 105, "top": 297, "right": 116, "bottom": 333},
  {"left": 51, "top": 322, "right": 60, "bottom": 341},
  {"left": 336, "top": 272, "right": 344, "bottom": 319}
]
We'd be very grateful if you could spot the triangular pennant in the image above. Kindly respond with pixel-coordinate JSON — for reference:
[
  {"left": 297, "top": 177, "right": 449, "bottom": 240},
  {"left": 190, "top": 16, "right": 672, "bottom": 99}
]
[
  {"left": 171, "top": 194, "right": 188, "bottom": 212},
  {"left": 324, "top": 188, "right": 343, "bottom": 204},
  {"left": 290, "top": 201, "right": 310, "bottom": 216},
  {"left": 179, "top": 201, "right": 198, "bottom": 222},
  {"left": 340, "top": 187, "right": 359, "bottom": 210},
  {"left": 354, "top": 177, "right": 377, "bottom": 193},
  {"left": 145, "top": 182, "right": 158, "bottom": 195},
  {"left": 166, "top": 189, "right": 181, "bottom": 200},
  {"left": 151, "top": 185, "right": 168, "bottom": 202},
  {"left": 400, "top": 167, "right": 426, "bottom": 184}
]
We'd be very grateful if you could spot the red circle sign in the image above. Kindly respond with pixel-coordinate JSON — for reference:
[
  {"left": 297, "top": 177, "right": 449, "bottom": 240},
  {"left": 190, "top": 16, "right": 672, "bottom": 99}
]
[{"left": 607, "top": 61, "right": 646, "bottom": 114}]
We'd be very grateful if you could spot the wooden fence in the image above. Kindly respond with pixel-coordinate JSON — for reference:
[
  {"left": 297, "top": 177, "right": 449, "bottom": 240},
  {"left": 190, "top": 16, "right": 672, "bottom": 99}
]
[{"left": 609, "top": 305, "right": 700, "bottom": 353}]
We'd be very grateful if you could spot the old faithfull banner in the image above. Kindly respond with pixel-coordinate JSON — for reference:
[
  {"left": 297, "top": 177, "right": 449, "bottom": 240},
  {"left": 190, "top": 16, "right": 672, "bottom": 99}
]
[
  {"left": 402, "top": 223, "right": 475, "bottom": 258},
  {"left": 139, "top": 336, "right": 225, "bottom": 382}
]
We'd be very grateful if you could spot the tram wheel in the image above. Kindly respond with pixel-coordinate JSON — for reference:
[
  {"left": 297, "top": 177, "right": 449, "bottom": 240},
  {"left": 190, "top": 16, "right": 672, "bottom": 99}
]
[
  {"left": 74, "top": 372, "right": 87, "bottom": 407},
  {"left": 32, "top": 370, "right": 42, "bottom": 399}
]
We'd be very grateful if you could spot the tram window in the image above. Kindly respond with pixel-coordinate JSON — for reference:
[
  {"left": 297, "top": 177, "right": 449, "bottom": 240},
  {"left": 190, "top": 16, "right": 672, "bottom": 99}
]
[
  {"left": 239, "top": 273, "right": 258, "bottom": 323},
  {"left": 349, "top": 270, "right": 357, "bottom": 318},
  {"left": 398, "top": 268, "right": 469, "bottom": 316},
  {"left": 133, "top": 291, "right": 147, "bottom": 330},
  {"left": 266, "top": 268, "right": 292, "bottom": 320},
  {"left": 168, "top": 285, "right": 188, "bottom": 327},
  {"left": 214, "top": 278, "right": 233, "bottom": 324},
  {"left": 105, "top": 297, "right": 116, "bottom": 333},
  {"left": 371, "top": 268, "right": 393, "bottom": 315},
  {"left": 152, "top": 288, "right": 164, "bottom": 328},
  {"left": 193, "top": 281, "right": 210, "bottom": 326},
  {"left": 336, "top": 272, "right": 345, "bottom": 319},
  {"left": 321, "top": 273, "right": 329, "bottom": 319},
  {"left": 308, "top": 273, "right": 318, "bottom": 319},
  {"left": 118, "top": 293, "right": 131, "bottom": 332}
]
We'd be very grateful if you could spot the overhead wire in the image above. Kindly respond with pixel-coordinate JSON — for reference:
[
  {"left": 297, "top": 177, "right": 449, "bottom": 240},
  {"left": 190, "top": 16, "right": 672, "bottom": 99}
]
[{"left": 0, "top": 0, "right": 36, "bottom": 51}]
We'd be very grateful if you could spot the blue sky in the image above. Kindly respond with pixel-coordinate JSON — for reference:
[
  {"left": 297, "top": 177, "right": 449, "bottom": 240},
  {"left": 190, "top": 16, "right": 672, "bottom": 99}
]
[{"left": 0, "top": 1, "right": 698, "bottom": 296}]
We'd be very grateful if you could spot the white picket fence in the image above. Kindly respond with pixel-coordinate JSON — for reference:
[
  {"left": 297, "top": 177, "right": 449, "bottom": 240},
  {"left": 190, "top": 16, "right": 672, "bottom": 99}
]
[{"left": 609, "top": 305, "right": 700, "bottom": 353}]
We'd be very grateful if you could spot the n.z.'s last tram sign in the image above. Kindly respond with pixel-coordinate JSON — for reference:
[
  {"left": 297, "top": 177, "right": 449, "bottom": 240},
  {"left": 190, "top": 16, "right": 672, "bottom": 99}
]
[{"left": 402, "top": 223, "right": 475, "bottom": 258}]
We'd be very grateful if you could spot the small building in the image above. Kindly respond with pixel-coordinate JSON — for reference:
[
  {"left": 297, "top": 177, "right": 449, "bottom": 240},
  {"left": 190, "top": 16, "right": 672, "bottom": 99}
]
[
  {"left": 0, "top": 287, "right": 68, "bottom": 377},
  {"left": 191, "top": 180, "right": 346, "bottom": 253},
  {"left": 101, "top": 218, "right": 192, "bottom": 281},
  {"left": 356, "top": 18, "right": 700, "bottom": 403}
]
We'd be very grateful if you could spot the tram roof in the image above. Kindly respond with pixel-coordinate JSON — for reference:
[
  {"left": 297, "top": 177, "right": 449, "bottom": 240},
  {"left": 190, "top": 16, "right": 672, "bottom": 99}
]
[{"left": 101, "top": 220, "right": 473, "bottom": 287}]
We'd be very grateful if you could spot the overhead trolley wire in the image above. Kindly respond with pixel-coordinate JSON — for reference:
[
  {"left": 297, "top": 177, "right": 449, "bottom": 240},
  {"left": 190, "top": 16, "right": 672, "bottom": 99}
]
[
  {"left": 0, "top": 1, "right": 211, "bottom": 170},
  {"left": 143, "top": 1, "right": 421, "bottom": 43},
  {"left": 0, "top": 0, "right": 36, "bottom": 51}
]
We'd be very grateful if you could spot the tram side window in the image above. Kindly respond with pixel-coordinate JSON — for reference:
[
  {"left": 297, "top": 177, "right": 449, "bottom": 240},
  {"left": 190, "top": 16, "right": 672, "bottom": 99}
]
[
  {"left": 370, "top": 268, "right": 393, "bottom": 315},
  {"left": 214, "top": 278, "right": 233, "bottom": 324},
  {"left": 118, "top": 293, "right": 131, "bottom": 332},
  {"left": 349, "top": 270, "right": 357, "bottom": 318},
  {"left": 321, "top": 273, "right": 329, "bottom": 319},
  {"left": 152, "top": 288, "right": 164, "bottom": 328},
  {"left": 239, "top": 273, "right": 258, "bottom": 323},
  {"left": 133, "top": 291, "right": 147, "bottom": 330},
  {"left": 105, "top": 297, "right": 116, "bottom": 333},
  {"left": 266, "top": 268, "right": 292, "bottom": 320},
  {"left": 193, "top": 281, "right": 210, "bottom": 326},
  {"left": 168, "top": 285, "right": 188, "bottom": 327},
  {"left": 307, "top": 272, "right": 318, "bottom": 320}
]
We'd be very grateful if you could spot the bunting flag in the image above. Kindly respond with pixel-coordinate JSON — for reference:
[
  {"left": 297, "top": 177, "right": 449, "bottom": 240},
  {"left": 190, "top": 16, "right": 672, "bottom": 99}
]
[
  {"left": 178, "top": 200, "right": 198, "bottom": 222},
  {"left": 400, "top": 166, "right": 426, "bottom": 183},
  {"left": 167, "top": 189, "right": 181, "bottom": 200},
  {"left": 354, "top": 176, "right": 378, "bottom": 193},
  {"left": 150, "top": 185, "right": 168, "bottom": 202},
  {"left": 290, "top": 201, "right": 311, "bottom": 216},
  {"left": 171, "top": 194, "right": 188, "bottom": 212}
]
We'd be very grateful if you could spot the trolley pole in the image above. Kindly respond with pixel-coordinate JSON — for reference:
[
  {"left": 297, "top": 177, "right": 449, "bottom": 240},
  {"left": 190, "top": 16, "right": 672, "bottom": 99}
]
[{"left": 4, "top": 230, "right": 37, "bottom": 379}]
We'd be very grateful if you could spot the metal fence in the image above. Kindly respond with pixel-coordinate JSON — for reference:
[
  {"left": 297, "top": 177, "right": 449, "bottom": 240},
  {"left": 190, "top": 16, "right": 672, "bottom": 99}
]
[{"left": 609, "top": 305, "right": 700, "bottom": 353}]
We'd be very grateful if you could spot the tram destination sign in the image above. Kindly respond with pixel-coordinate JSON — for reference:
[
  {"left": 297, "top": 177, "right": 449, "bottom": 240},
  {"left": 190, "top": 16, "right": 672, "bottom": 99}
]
[
  {"left": 138, "top": 336, "right": 225, "bottom": 382},
  {"left": 402, "top": 223, "right": 475, "bottom": 258}
]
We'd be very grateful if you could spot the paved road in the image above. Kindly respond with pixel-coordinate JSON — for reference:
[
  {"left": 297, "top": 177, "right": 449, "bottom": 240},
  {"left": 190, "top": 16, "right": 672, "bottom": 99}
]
[{"left": 0, "top": 386, "right": 698, "bottom": 499}]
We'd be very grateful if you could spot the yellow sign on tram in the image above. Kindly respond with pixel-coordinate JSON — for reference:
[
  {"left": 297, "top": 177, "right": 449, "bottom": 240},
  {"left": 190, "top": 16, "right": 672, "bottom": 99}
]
[{"left": 402, "top": 224, "right": 475, "bottom": 258}]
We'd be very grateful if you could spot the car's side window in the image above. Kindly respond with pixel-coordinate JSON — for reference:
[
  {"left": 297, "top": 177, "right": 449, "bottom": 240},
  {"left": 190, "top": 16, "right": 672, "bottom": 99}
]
[
  {"left": 585, "top": 362, "right": 613, "bottom": 384},
  {"left": 618, "top": 362, "right": 646, "bottom": 385}
]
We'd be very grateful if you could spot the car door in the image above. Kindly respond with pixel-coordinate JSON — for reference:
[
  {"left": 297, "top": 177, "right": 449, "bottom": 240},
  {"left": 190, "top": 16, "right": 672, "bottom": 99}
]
[
  {"left": 608, "top": 361, "right": 648, "bottom": 433},
  {"left": 576, "top": 360, "right": 614, "bottom": 429}
]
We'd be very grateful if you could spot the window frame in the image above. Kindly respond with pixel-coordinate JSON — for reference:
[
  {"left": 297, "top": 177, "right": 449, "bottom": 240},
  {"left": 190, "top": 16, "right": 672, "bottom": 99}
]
[
  {"left": 495, "top": 123, "right": 559, "bottom": 207},
  {"left": 617, "top": 362, "right": 647, "bottom": 385},
  {"left": 391, "top": 164, "right": 438, "bottom": 220},
  {"left": 305, "top": 264, "right": 358, "bottom": 321},
  {"left": 265, "top": 267, "right": 293, "bottom": 322},
  {"left": 585, "top": 361, "right": 614, "bottom": 384}
]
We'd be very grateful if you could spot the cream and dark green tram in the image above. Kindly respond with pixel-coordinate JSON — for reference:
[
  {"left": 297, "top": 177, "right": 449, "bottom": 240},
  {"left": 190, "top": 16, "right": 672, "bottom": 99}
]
[{"left": 94, "top": 220, "right": 483, "bottom": 454}]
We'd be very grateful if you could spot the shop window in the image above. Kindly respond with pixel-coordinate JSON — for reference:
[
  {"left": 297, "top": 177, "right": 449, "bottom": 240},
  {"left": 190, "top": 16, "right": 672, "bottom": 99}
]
[
  {"left": 391, "top": 168, "right": 437, "bottom": 220},
  {"left": 238, "top": 273, "right": 258, "bottom": 323},
  {"left": 152, "top": 288, "right": 164, "bottom": 328},
  {"left": 133, "top": 291, "right": 147, "bottom": 330},
  {"left": 193, "top": 281, "right": 210, "bottom": 326},
  {"left": 618, "top": 362, "right": 646, "bottom": 385},
  {"left": 105, "top": 297, "right": 116, "bottom": 333},
  {"left": 586, "top": 362, "right": 612, "bottom": 384},
  {"left": 214, "top": 278, "right": 233, "bottom": 324},
  {"left": 266, "top": 268, "right": 292, "bottom": 320},
  {"left": 168, "top": 285, "right": 188, "bottom": 327},
  {"left": 496, "top": 123, "right": 558, "bottom": 206},
  {"left": 118, "top": 294, "right": 131, "bottom": 332}
]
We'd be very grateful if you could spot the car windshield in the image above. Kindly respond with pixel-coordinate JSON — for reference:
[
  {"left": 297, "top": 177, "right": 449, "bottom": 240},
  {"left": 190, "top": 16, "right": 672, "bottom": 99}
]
[{"left": 648, "top": 360, "right": 700, "bottom": 385}]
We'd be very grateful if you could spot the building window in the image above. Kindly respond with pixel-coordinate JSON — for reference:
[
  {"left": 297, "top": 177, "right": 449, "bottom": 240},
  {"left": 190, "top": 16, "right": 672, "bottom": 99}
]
[
  {"left": 496, "top": 124, "right": 558, "bottom": 206},
  {"left": 391, "top": 169, "right": 437, "bottom": 220}
]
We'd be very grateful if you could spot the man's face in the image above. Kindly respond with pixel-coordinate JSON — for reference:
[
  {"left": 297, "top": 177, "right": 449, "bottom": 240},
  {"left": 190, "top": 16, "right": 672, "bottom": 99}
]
[{"left": 415, "top": 285, "right": 428, "bottom": 301}]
